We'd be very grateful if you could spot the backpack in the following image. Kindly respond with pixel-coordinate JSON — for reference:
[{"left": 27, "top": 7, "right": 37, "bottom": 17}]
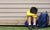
[{"left": 37, "top": 11, "right": 49, "bottom": 28}]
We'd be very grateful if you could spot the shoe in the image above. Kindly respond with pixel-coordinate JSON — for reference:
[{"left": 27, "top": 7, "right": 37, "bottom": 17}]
[
  {"left": 28, "top": 25, "right": 32, "bottom": 29},
  {"left": 32, "top": 25, "right": 38, "bottom": 29}
]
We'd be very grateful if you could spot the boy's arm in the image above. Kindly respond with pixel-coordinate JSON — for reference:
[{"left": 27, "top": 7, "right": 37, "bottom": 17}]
[
  {"left": 27, "top": 11, "right": 35, "bottom": 16},
  {"left": 32, "top": 14, "right": 38, "bottom": 18}
]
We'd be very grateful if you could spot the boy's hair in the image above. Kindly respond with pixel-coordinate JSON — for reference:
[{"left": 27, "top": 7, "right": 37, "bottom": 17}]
[{"left": 30, "top": 7, "right": 38, "bottom": 14}]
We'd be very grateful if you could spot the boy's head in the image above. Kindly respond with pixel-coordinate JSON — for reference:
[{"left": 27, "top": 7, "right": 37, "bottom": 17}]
[{"left": 30, "top": 7, "right": 38, "bottom": 14}]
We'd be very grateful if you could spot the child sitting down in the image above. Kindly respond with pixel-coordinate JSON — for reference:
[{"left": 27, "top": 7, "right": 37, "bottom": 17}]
[{"left": 26, "top": 7, "right": 38, "bottom": 29}]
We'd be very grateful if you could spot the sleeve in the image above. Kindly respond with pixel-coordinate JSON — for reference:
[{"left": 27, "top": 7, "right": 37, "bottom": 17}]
[
  {"left": 32, "top": 15, "right": 37, "bottom": 17},
  {"left": 32, "top": 14, "right": 38, "bottom": 17}
]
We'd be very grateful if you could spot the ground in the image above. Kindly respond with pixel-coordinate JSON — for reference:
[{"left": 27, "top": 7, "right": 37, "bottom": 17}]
[{"left": 0, "top": 26, "right": 50, "bottom": 30}]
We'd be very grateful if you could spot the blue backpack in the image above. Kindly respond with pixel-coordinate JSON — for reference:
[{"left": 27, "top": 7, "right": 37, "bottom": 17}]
[
  {"left": 37, "top": 11, "right": 49, "bottom": 28},
  {"left": 25, "top": 11, "right": 49, "bottom": 28}
]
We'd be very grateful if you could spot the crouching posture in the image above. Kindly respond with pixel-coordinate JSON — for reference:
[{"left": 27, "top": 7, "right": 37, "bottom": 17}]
[{"left": 27, "top": 7, "right": 38, "bottom": 29}]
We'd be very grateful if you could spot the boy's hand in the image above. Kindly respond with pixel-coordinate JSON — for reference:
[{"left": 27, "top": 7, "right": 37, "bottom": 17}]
[{"left": 35, "top": 14, "right": 38, "bottom": 17}]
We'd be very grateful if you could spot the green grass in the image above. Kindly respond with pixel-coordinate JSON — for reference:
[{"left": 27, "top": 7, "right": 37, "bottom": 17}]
[{"left": 0, "top": 26, "right": 50, "bottom": 30}]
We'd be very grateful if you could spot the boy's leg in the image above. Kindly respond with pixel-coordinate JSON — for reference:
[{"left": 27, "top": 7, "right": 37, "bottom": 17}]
[
  {"left": 33, "top": 17, "right": 36, "bottom": 25},
  {"left": 27, "top": 16, "right": 31, "bottom": 25},
  {"left": 27, "top": 16, "right": 32, "bottom": 29},
  {"left": 33, "top": 17, "right": 37, "bottom": 29}
]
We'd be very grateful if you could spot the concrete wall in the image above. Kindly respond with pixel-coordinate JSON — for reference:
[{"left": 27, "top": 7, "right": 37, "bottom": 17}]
[{"left": 0, "top": 0, "right": 50, "bottom": 25}]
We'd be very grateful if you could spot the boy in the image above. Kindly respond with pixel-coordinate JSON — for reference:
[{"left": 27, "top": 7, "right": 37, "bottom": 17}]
[{"left": 27, "top": 7, "right": 38, "bottom": 29}]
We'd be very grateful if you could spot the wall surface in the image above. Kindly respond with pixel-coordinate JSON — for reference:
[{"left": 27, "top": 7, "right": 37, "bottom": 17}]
[{"left": 0, "top": 0, "right": 50, "bottom": 25}]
